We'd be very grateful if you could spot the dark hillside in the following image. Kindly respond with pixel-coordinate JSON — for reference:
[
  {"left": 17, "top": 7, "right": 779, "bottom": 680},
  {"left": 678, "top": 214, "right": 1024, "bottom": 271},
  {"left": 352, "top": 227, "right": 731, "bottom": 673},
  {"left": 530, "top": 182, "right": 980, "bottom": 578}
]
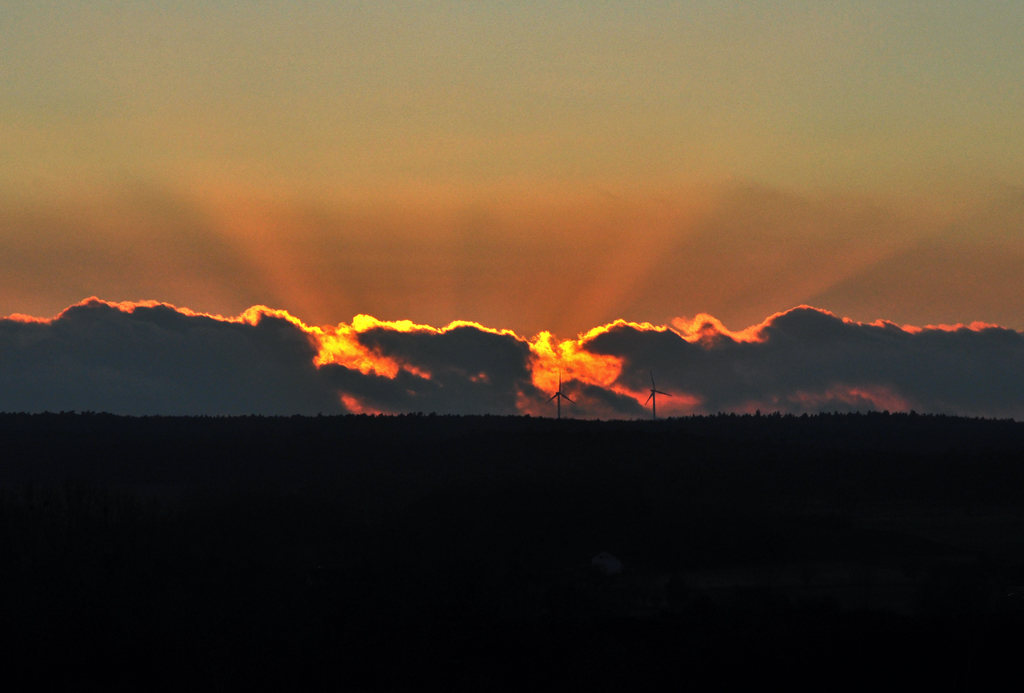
[{"left": 2, "top": 412, "right": 1024, "bottom": 689}]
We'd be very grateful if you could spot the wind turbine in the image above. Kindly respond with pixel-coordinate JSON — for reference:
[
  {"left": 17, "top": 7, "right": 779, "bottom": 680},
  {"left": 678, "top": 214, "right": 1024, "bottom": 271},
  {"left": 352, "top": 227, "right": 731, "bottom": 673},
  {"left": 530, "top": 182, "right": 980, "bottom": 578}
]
[
  {"left": 645, "top": 371, "right": 670, "bottom": 420},
  {"left": 547, "top": 370, "right": 575, "bottom": 419}
]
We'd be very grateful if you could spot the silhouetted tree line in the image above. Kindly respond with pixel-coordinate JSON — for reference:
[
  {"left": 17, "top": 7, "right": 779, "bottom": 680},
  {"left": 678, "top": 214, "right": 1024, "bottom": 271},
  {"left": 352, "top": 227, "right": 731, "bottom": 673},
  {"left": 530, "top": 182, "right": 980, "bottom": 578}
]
[{"left": 1, "top": 411, "right": 1024, "bottom": 689}]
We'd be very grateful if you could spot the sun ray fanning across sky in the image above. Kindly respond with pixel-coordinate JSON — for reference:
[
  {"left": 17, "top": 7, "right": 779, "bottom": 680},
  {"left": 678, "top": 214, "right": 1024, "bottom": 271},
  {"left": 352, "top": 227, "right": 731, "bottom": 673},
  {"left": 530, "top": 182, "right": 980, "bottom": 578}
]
[{"left": 1, "top": 3, "right": 1022, "bottom": 416}]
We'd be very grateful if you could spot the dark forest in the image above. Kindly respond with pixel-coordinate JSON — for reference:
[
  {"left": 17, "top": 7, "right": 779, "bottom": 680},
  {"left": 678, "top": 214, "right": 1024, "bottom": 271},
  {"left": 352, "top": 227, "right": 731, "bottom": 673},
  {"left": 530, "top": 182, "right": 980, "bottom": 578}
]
[{"left": 2, "top": 411, "right": 1024, "bottom": 690}]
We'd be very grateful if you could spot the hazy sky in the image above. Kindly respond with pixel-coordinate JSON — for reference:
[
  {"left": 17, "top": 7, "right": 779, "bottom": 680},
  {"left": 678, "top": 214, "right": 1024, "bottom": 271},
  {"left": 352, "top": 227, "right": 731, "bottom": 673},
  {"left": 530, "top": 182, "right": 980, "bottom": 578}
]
[{"left": 2, "top": 1, "right": 1022, "bottom": 335}]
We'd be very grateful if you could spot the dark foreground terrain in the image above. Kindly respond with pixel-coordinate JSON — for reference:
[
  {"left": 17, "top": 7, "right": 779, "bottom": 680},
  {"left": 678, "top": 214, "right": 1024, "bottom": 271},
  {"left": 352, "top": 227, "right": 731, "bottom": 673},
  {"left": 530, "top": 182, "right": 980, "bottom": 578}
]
[{"left": 2, "top": 411, "right": 1024, "bottom": 690}]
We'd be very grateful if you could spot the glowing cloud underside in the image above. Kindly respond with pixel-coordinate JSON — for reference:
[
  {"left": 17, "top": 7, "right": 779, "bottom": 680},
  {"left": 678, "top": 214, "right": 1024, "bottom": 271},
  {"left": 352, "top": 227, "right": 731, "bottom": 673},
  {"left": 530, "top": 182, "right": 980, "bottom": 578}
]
[{"left": 1, "top": 298, "right": 1023, "bottom": 418}]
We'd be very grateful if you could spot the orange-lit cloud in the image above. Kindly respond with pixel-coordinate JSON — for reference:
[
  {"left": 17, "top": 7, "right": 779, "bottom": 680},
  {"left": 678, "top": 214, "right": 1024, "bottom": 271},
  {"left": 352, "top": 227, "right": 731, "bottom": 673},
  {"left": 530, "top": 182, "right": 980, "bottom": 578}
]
[{"left": 3, "top": 298, "right": 1024, "bottom": 419}]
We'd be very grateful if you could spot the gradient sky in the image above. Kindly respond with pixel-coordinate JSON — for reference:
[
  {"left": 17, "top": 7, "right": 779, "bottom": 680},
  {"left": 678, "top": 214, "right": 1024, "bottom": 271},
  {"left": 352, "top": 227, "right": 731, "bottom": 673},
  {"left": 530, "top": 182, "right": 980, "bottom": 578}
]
[{"left": 2, "top": 1, "right": 1022, "bottom": 337}]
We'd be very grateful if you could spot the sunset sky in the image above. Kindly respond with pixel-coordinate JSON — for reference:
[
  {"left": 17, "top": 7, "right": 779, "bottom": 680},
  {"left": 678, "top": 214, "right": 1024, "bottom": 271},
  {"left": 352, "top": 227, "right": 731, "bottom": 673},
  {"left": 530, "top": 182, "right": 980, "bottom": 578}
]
[{"left": 2, "top": 2, "right": 1022, "bottom": 416}]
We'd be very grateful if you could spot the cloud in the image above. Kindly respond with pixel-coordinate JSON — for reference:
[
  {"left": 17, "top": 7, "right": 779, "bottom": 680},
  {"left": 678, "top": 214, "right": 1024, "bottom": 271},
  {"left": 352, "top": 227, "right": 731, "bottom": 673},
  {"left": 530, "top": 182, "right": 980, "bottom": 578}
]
[
  {"left": 315, "top": 320, "right": 544, "bottom": 415},
  {"left": 0, "top": 298, "right": 343, "bottom": 415},
  {"left": 560, "top": 381, "right": 647, "bottom": 418},
  {"left": 581, "top": 307, "right": 1024, "bottom": 417},
  {"left": 2, "top": 299, "right": 1023, "bottom": 418}
]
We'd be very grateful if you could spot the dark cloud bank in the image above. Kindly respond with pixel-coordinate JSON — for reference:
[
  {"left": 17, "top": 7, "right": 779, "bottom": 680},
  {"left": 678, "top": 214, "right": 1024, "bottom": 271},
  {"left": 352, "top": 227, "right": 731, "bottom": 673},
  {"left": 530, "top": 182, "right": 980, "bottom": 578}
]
[
  {"left": 1, "top": 300, "right": 1022, "bottom": 418},
  {"left": 587, "top": 309, "right": 1024, "bottom": 418},
  {"left": 0, "top": 301, "right": 342, "bottom": 416}
]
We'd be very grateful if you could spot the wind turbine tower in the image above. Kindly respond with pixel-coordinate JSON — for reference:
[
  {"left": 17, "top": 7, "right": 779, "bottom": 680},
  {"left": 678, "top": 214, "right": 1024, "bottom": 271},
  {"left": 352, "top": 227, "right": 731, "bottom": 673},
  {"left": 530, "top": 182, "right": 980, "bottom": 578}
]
[
  {"left": 646, "top": 371, "right": 670, "bottom": 420},
  {"left": 547, "top": 371, "right": 575, "bottom": 419}
]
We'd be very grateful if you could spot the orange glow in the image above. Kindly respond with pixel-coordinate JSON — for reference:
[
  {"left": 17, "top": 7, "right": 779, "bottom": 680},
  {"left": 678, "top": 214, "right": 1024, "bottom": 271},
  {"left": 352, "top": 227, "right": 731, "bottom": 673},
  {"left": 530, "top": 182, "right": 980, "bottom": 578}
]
[
  {"left": 672, "top": 305, "right": 850, "bottom": 344},
  {"left": 528, "top": 330, "right": 623, "bottom": 393},
  {"left": 2, "top": 298, "right": 183, "bottom": 325},
  {"left": 312, "top": 323, "right": 402, "bottom": 377},
  {"left": 899, "top": 321, "right": 1002, "bottom": 334},
  {"left": 4, "top": 313, "right": 51, "bottom": 324},
  {"left": 340, "top": 394, "right": 383, "bottom": 415},
  {"left": 671, "top": 313, "right": 768, "bottom": 343}
]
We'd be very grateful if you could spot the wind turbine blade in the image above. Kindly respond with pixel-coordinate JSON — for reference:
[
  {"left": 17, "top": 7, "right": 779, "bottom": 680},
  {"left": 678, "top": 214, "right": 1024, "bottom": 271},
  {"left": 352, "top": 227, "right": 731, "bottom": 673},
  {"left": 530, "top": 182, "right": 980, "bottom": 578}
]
[
  {"left": 645, "top": 393, "right": 654, "bottom": 405},
  {"left": 650, "top": 371, "right": 656, "bottom": 388},
  {"left": 655, "top": 390, "right": 671, "bottom": 396},
  {"left": 563, "top": 395, "right": 576, "bottom": 404},
  {"left": 547, "top": 394, "right": 558, "bottom": 403}
]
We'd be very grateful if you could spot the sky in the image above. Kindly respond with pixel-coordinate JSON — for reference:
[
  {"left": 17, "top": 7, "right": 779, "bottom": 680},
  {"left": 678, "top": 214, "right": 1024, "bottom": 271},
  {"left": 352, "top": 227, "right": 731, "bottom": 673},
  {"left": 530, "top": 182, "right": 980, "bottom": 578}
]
[{"left": 1, "top": 2, "right": 1022, "bottom": 416}]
